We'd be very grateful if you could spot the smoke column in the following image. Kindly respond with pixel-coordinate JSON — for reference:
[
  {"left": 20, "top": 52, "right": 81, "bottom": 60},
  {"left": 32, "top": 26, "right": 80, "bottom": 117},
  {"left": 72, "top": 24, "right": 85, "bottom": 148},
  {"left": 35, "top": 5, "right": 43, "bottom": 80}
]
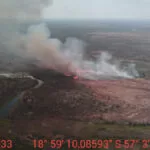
[
  {"left": 0, "top": 0, "right": 139, "bottom": 80},
  {"left": 21, "top": 23, "right": 139, "bottom": 79},
  {"left": 0, "top": 0, "right": 51, "bottom": 19}
]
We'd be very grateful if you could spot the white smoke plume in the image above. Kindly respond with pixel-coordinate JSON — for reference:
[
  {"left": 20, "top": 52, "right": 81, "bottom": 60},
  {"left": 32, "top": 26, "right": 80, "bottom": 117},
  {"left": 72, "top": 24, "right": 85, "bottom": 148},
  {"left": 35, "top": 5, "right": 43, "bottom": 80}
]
[
  {"left": 0, "top": 0, "right": 51, "bottom": 20},
  {"left": 0, "top": 0, "right": 52, "bottom": 54},
  {"left": 0, "top": 0, "right": 139, "bottom": 80},
  {"left": 19, "top": 23, "right": 139, "bottom": 79}
]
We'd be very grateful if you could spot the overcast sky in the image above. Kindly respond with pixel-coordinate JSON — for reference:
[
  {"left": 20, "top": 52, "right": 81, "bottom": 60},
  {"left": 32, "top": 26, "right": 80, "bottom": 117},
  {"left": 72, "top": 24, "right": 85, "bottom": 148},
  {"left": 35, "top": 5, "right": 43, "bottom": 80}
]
[{"left": 42, "top": 0, "right": 150, "bottom": 20}]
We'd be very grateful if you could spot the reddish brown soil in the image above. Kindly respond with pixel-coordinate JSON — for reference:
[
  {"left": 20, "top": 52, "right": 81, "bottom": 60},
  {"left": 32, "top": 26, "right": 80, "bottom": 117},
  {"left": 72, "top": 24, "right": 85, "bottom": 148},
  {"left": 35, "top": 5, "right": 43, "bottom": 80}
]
[{"left": 78, "top": 79, "right": 150, "bottom": 123}]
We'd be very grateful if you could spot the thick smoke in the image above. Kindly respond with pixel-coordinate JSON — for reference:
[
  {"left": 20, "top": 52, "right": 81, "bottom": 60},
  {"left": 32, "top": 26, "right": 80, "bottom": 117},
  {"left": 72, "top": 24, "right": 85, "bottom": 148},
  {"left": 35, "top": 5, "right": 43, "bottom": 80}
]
[
  {"left": 19, "top": 23, "right": 139, "bottom": 79},
  {"left": 0, "top": 0, "right": 139, "bottom": 80},
  {"left": 0, "top": 0, "right": 52, "bottom": 54},
  {"left": 0, "top": 0, "right": 51, "bottom": 20}
]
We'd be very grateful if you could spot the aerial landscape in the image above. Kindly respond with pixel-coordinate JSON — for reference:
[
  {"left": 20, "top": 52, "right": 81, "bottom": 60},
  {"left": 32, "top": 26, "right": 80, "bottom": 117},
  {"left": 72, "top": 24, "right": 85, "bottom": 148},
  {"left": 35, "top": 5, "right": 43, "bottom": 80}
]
[{"left": 1, "top": 0, "right": 150, "bottom": 150}]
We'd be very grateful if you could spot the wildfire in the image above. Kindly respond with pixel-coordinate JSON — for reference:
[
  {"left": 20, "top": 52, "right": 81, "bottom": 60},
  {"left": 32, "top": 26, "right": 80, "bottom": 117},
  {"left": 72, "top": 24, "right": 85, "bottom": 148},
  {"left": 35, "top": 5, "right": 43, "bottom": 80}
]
[
  {"left": 64, "top": 72, "right": 79, "bottom": 80},
  {"left": 64, "top": 68, "right": 81, "bottom": 80},
  {"left": 64, "top": 66, "right": 96, "bottom": 80},
  {"left": 73, "top": 75, "right": 79, "bottom": 80},
  {"left": 64, "top": 68, "right": 89, "bottom": 80},
  {"left": 50, "top": 61, "right": 95, "bottom": 80}
]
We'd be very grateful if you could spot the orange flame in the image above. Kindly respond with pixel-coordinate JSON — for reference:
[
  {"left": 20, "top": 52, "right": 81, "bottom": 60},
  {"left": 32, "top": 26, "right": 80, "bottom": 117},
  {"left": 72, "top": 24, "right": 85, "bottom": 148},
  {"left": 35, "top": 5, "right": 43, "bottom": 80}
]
[{"left": 73, "top": 75, "right": 79, "bottom": 80}]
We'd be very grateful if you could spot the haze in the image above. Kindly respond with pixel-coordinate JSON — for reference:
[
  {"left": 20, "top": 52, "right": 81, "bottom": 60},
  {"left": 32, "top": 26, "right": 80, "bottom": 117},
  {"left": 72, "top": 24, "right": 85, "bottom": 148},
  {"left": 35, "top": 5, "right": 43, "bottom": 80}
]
[{"left": 43, "top": 0, "right": 150, "bottom": 20}]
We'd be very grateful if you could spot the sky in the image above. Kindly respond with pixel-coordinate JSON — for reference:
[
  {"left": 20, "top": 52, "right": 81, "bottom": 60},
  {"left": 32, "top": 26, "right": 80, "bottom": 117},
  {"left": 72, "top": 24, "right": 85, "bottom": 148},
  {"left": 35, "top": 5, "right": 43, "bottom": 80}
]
[{"left": 42, "top": 0, "right": 150, "bottom": 20}]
